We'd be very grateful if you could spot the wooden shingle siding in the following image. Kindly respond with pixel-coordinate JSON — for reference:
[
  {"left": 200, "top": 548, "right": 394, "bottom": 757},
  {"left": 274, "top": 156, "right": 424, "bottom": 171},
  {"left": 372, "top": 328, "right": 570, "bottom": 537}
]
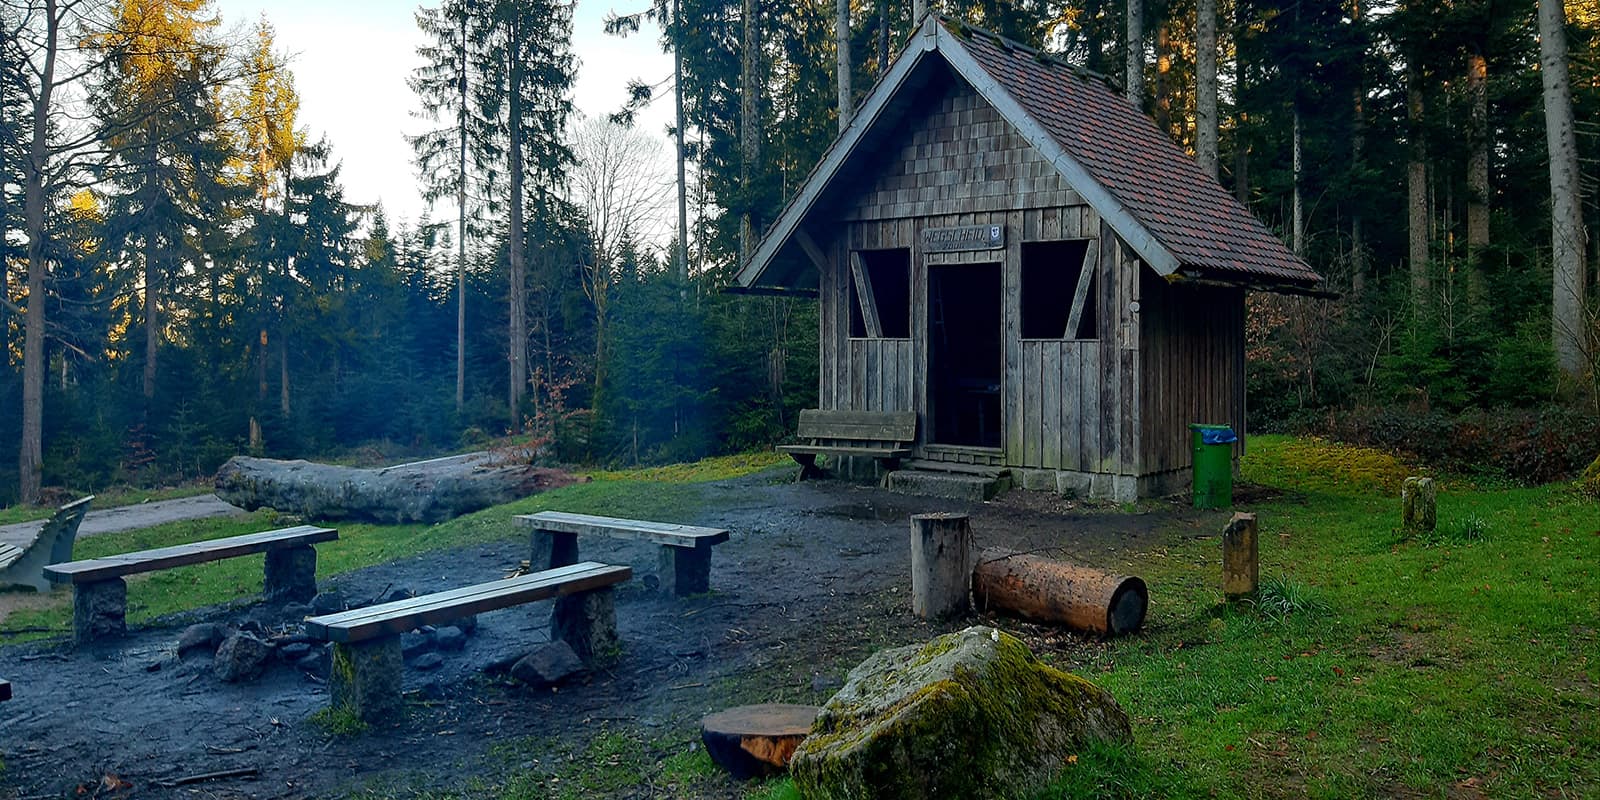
[{"left": 844, "top": 83, "right": 1078, "bottom": 223}]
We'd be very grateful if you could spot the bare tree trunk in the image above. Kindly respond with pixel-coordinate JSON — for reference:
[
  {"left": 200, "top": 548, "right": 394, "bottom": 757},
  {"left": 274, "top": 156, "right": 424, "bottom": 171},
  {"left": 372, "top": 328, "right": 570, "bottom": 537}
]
[
  {"left": 142, "top": 189, "right": 158, "bottom": 403},
  {"left": 741, "top": 0, "right": 761, "bottom": 261},
  {"left": 279, "top": 344, "right": 290, "bottom": 415},
  {"left": 1540, "top": 0, "right": 1586, "bottom": 376},
  {"left": 19, "top": 0, "right": 60, "bottom": 506},
  {"left": 913, "top": 0, "right": 925, "bottom": 23},
  {"left": 1153, "top": 20, "right": 1171, "bottom": 133},
  {"left": 835, "top": 0, "right": 851, "bottom": 134},
  {"left": 1232, "top": 0, "right": 1247, "bottom": 203},
  {"left": 456, "top": 12, "right": 468, "bottom": 413},
  {"left": 1351, "top": 89, "right": 1366, "bottom": 293},
  {"left": 876, "top": 0, "right": 888, "bottom": 72},
  {"left": 1407, "top": 59, "right": 1429, "bottom": 309},
  {"left": 1084, "top": 0, "right": 1104, "bottom": 72},
  {"left": 1465, "top": 47, "right": 1489, "bottom": 297},
  {"left": 673, "top": 0, "right": 689, "bottom": 278},
  {"left": 1125, "top": 0, "right": 1143, "bottom": 103},
  {"left": 1292, "top": 109, "right": 1303, "bottom": 255},
  {"left": 508, "top": 55, "right": 527, "bottom": 432},
  {"left": 1195, "top": 0, "right": 1217, "bottom": 178}
]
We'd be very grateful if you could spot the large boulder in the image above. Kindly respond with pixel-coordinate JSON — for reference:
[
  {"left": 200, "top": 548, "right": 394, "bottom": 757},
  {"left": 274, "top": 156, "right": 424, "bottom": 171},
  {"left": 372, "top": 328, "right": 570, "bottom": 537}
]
[{"left": 791, "top": 626, "right": 1132, "bottom": 800}]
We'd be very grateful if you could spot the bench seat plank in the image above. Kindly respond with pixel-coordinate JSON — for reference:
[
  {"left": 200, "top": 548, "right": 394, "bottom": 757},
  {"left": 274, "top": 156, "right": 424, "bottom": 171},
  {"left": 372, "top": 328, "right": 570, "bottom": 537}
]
[
  {"left": 44, "top": 525, "right": 337, "bottom": 584},
  {"left": 518, "top": 511, "right": 729, "bottom": 548},
  {"left": 305, "top": 561, "right": 631, "bottom": 644},
  {"left": 777, "top": 444, "right": 913, "bottom": 458}
]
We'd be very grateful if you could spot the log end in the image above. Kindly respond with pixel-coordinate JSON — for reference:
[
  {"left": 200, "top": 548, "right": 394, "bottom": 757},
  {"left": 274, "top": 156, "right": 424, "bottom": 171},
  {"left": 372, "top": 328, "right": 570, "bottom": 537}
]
[
  {"left": 1107, "top": 577, "right": 1148, "bottom": 636},
  {"left": 701, "top": 703, "right": 819, "bottom": 780}
]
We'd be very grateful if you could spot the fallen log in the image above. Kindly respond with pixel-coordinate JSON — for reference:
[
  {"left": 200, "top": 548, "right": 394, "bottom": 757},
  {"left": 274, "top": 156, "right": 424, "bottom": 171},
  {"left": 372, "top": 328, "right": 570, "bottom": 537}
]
[
  {"left": 215, "top": 453, "right": 575, "bottom": 524},
  {"left": 972, "top": 548, "right": 1147, "bottom": 636}
]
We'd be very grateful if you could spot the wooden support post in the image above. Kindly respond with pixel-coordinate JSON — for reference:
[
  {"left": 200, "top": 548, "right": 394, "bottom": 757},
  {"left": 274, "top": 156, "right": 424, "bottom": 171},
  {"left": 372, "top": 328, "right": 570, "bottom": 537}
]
[
  {"left": 972, "top": 549, "right": 1148, "bottom": 636},
  {"left": 910, "top": 513, "right": 973, "bottom": 619},
  {"left": 1221, "top": 512, "right": 1258, "bottom": 598},
  {"left": 1401, "top": 477, "right": 1436, "bottom": 532}
]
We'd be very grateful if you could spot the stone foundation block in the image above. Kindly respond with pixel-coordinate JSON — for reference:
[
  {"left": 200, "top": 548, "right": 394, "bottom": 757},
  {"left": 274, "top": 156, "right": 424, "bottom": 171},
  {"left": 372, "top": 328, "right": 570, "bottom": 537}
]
[
  {"left": 659, "top": 544, "right": 712, "bottom": 597},
  {"left": 264, "top": 545, "right": 318, "bottom": 604},
  {"left": 74, "top": 578, "right": 127, "bottom": 644},
  {"left": 551, "top": 587, "right": 619, "bottom": 668},
  {"left": 530, "top": 530, "right": 579, "bottom": 571},
  {"left": 330, "top": 637, "right": 404, "bottom": 724}
]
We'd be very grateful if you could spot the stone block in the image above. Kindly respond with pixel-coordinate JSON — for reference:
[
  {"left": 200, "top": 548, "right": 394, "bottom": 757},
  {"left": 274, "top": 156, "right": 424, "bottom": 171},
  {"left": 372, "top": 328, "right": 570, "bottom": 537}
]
[
  {"left": 659, "top": 543, "right": 713, "bottom": 597},
  {"left": 511, "top": 641, "right": 585, "bottom": 686},
  {"left": 74, "top": 578, "right": 127, "bottom": 644},
  {"left": 215, "top": 632, "right": 274, "bottom": 682},
  {"left": 551, "top": 587, "right": 619, "bottom": 668},
  {"left": 264, "top": 545, "right": 318, "bottom": 604},
  {"left": 330, "top": 637, "right": 404, "bottom": 724}
]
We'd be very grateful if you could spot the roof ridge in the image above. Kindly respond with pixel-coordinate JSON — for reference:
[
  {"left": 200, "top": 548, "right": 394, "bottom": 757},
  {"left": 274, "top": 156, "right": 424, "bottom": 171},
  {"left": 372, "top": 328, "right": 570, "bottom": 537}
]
[{"left": 936, "top": 15, "right": 1120, "bottom": 94}]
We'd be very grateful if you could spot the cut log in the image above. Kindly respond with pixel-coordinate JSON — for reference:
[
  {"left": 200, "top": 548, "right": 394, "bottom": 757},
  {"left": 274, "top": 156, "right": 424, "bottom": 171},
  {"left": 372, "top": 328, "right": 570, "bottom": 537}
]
[
  {"left": 215, "top": 453, "right": 574, "bottom": 524},
  {"left": 910, "top": 512, "right": 973, "bottom": 619},
  {"left": 972, "top": 548, "right": 1147, "bottom": 636},
  {"left": 701, "top": 703, "right": 819, "bottom": 779}
]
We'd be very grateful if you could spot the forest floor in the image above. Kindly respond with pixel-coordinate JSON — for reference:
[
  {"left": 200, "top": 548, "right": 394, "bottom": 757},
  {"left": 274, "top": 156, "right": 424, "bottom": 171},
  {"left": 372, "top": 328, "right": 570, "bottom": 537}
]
[
  {"left": 0, "top": 464, "right": 1207, "bottom": 799},
  {"left": 1, "top": 439, "right": 1597, "bottom": 799}
]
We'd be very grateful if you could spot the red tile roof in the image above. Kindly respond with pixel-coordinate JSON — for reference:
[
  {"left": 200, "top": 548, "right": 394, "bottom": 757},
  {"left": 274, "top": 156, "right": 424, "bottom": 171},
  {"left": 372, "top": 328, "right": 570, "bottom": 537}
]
[{"left": 954, "top": 24, "right": 1321, "bottom": 286}]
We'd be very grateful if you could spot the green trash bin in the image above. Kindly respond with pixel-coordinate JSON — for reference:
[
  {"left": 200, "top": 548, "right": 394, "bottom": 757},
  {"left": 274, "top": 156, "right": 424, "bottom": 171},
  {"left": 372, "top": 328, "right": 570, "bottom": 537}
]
[{"left": 1189, "top": 423, "right": 1237, "bottom": 509}]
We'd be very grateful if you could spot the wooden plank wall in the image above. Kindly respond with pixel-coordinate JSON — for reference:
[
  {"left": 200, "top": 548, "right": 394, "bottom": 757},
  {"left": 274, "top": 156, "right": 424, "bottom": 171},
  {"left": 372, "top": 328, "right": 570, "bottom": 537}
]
[
  {"left": 1009, "top": 221, "right": 1141, "bottom": 475},
  {"left": 1137, "top": 268, "right": 1246, "bottom": 475}
]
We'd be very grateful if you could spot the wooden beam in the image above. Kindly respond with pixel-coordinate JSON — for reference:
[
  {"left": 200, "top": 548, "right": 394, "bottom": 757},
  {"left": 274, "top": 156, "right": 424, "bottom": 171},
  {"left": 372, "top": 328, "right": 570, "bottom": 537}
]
[
  {"left": 794, "top": 227, "right": 831, "bottom": 275},
  {"left": 1065, "top": 239, "right": 1100, "bottom": 339},
  {"left": 850, "top": 251, "right": 884, "bottom": 338}
]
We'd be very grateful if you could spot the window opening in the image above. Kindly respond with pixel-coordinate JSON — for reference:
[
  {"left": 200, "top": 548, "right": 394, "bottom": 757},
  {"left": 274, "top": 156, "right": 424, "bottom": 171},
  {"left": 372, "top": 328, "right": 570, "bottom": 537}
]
[
  {"left": 1020, "top": 240, "right": 1097, "bottom": 340},
  {"left": 848, "top": 248, "right": 911, "bottom": 338}
]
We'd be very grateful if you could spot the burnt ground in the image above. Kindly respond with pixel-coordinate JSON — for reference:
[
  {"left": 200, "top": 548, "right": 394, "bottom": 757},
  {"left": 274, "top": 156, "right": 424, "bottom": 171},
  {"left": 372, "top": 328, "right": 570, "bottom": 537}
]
[{"left": 0, "top": 469, "right": 1222, "bottom": 799}]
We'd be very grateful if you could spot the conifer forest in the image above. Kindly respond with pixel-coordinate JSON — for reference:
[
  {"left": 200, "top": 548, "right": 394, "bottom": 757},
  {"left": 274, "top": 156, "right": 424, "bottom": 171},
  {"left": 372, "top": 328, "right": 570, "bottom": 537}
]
[{"left": 3, "top": 0, "right": 1599, "bottom": 506}]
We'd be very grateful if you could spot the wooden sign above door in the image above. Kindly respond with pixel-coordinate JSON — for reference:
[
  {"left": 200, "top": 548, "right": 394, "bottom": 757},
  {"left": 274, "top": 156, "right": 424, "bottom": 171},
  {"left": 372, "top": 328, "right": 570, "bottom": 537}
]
[{"left": 922, "top": 224, "right": 1005, "bottom": 253}]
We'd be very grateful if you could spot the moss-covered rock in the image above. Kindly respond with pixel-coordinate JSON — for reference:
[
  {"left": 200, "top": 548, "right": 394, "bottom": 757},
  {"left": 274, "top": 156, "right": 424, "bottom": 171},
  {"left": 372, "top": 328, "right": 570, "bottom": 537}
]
[
  {"left": 1577, "top": 453, "right": 1600, "bottom": 499},
  {"left": 790, "top": 626, "right": 1132, "bottom": 799}
]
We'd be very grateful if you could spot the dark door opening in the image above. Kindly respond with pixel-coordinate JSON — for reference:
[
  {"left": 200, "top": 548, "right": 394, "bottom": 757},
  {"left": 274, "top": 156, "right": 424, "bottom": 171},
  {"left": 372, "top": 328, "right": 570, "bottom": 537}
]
[{"left": 929, "top": 262, "right": 1003, "bottom": 447}]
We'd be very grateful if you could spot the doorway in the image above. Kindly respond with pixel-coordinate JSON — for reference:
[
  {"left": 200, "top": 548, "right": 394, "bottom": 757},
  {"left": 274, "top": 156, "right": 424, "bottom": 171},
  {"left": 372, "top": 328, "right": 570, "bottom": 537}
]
[{"left": 928, "top": 262, "right": 1003, "bottom": 447}]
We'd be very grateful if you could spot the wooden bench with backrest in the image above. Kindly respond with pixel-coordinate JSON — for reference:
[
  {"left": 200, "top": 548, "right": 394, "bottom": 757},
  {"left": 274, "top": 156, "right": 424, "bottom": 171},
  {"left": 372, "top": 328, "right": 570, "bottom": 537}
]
[
  {"left": 518, "top": 511, "right": 728, "bottom": 597},
  {"left": 0, "top": 495, "right": 94, "bottom": 592},
  {"left": 776, "top": 409, "right": 918, "bottom": 479},
  {"left": 304, "top": 561, "right": 631, "bottom": 723},
  {"left": 44, "top": 525, "right": 337, "bottom": 645}
]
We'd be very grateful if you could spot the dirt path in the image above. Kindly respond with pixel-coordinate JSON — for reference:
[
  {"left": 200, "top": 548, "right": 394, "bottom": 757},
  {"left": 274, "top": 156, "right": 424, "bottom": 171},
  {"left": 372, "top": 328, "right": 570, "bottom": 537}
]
[
  {"left": 0, "top": 494, "right": 247, "bottom": 550},
  {"left": 0, "top": 473, "right": 1219, "bottom": 799}
]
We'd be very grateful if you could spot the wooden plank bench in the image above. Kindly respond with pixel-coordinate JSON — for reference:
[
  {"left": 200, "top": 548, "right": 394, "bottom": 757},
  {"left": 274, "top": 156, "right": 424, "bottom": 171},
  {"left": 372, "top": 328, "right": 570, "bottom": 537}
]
[
  {"left": 0, "top": 495, "right": 93, "bottom": 592},
  {"left": 518, "top": 511, "right": 728, "bottom": 597},
  {"left": 304, "top": 561, "right": 631, "bottom": 723},
  {"left": 776, "top": 409, "right": 917, "bottom": 480},
  {"left": 44, "top": 525, "right": 337, "bottom": 645}
]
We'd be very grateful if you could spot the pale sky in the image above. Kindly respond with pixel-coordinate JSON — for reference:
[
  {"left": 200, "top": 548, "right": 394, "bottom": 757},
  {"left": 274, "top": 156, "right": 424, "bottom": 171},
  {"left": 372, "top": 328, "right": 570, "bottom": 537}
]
[{"left": 210, "top": 0, "right": 675, "bottom": 231}]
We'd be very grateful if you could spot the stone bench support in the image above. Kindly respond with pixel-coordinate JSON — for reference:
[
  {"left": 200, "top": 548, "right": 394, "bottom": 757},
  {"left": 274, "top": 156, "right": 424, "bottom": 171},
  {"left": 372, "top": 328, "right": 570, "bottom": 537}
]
[
  {"left": 264, "top": 544, "right": 318, "bottom": 603},
  {"left": 74, "top": 577, "right": 128, "bottom": 642}
]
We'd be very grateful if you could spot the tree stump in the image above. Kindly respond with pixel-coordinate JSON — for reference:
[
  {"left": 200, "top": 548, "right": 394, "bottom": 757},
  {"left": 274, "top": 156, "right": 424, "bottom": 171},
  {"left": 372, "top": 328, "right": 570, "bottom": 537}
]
[
  {"left": 910, "top": 513, "right": 973, "bottom": 619},
  {"left": 972, "top": 549, "right": 1147, "bottom": 636},
  {"left": 701, "top": 703, "right": 819, "bottom": 779},
  {"left": 1221, "top": 512, "right": 1258, "bottom": 598},
  {"left": 1402, "top": 477, "right": 1437, "bottom": 532}
]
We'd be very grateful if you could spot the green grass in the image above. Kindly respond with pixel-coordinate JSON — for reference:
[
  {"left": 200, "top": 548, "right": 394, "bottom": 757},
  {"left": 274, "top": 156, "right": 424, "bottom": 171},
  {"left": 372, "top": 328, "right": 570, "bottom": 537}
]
[{"left": 1049, "top": 435, "right": 1600, "bottom": 797}]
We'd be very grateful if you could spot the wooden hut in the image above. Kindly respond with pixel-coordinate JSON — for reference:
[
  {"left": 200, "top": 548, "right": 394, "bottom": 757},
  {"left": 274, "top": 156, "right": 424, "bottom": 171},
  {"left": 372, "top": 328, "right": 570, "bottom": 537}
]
[{"left": 734, "top": 16, "right": 1324, "bottom": 501}]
